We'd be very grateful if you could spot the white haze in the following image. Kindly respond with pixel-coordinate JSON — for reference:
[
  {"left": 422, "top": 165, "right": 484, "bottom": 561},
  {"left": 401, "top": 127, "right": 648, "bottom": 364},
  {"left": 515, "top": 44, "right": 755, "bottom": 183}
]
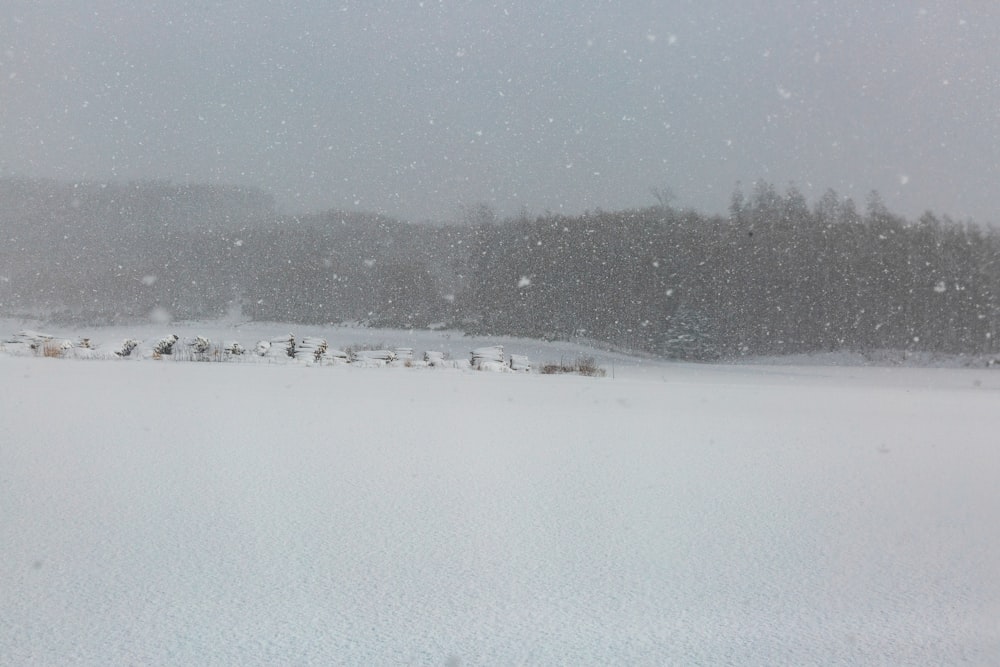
[{"left": 2, "top": 2, "right": 999, "bottom": 223}]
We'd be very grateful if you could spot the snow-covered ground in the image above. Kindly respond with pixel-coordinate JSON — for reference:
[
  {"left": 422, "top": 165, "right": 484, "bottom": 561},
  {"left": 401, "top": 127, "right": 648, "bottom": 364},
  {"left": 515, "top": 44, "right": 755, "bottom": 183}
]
[{"left": 2, "top": 319, "right": 1000, "bottom": 665}]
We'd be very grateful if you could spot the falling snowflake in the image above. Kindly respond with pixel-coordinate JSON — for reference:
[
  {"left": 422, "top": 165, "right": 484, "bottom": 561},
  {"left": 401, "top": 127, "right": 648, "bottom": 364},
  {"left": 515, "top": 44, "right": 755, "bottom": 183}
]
[{"left": 149, "top": 307, "right": 172, "bottom": 324}]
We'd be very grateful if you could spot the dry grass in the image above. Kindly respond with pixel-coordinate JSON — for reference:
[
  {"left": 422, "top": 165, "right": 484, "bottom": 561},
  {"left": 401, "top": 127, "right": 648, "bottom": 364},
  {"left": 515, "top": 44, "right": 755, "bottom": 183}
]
[
  {"left": 42, "top": 341, "right": 65, "bottom": 358},
  {"left": 540, "top": 355, "right": 606, "bottom": 377}
]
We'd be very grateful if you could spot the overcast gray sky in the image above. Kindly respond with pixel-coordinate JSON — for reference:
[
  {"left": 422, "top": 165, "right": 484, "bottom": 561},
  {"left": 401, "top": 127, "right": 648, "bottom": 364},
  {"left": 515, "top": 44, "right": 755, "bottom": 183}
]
[{"left": 2, "top": 1, "right": 998, "bottom": 223}]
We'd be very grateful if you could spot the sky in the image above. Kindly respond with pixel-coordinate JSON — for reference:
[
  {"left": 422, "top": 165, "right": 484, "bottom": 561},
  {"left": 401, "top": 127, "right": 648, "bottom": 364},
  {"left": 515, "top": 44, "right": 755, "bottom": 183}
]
[{"left": 2, "top": 1, "right": 999, "bottom": 224}]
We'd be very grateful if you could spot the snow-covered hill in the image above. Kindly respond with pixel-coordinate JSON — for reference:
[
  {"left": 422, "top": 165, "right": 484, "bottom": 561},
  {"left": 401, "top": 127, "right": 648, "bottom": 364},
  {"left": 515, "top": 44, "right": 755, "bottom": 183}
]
[{"left": 2, "top": 320, "right": 1000, "bottom": 664}]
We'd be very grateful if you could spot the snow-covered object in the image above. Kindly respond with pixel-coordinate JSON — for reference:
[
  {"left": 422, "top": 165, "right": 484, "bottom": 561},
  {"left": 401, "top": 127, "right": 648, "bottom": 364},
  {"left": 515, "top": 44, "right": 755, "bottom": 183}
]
[
  {"left": 63, "top": 342, "right": 97, "bottom": 360},
  {"left": 476, "top": 360, "right": 513, "bottom": 372},
  {"left": 352, "top": 349, "right": 395, "bottom": 367},
  {"left": 0, "top": 340, "right": 30, "bottom": 355},
  {"left": 353, "top": 349, "right": 395, "bottom": 362},
  {"left": 25, "top": 335, "right": 75, "bottom": 357},
  {"left": 354, "top": 349, "right": 394, "bottom": 363},
  {"left": 14, "top": 330, "right": 55, "bottom": 343},
  {"left": 255, "top": 340, "right": 271, "bottom": 356},
  {"left": 424, "top": 351, "right": 470, "bottom": 370},
  {"left": 223, "top": 341, "right": 245, "bottom": 356},
  {"left": 189, "top": 336, "right": 212, "bottom": 354},
  {"left": 320, "top": 347, "right": 349, "bottom": 364},
  {"left": 264, "top": 334, "right": 295, "bottom": 359},
  {"left": 115, "top": 339, "right": 139, "bottom": 358},
  {"left": 394, "top": 347, "right": 414, "bottom": 362},
  {"left": 509, "top": 354, "right": 531, "bottom": 372},
  {"left": 153, "top": 334, "right": 180, "bottom": 356},
  {"left": 4, "top": 330, "right": 54, "bottom": 354},
  {"left": 295, "top": 337, "right": 328, "bottom": 363},
  {"left": 471, "top": 345, "right": 504, "bottom": 369}
]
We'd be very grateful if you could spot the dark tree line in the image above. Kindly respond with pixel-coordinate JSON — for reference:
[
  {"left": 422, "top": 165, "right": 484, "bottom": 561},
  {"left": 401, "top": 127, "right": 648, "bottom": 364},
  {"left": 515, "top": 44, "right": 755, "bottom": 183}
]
[
  {"left": 2, "top": 177, "right": 999, "bottom": 358},
  {"left": 462, "top": 183, "right": 1000, "bottom": 357}
]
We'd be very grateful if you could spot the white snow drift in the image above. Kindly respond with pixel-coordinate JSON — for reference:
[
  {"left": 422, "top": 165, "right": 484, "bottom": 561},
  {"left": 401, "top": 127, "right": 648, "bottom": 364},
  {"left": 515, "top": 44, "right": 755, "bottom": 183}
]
[{"left": 2, "top": 320, "right": 999, "bottom": 665}]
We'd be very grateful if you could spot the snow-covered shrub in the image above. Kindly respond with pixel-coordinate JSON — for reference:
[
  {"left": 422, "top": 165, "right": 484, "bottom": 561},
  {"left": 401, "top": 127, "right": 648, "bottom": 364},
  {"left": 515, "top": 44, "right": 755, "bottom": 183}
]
[
  {"left": 115, "top": 339, "right": 139, "bottom": 358},
  {"left": 540, "top": 356, "right": 606, "bottom": 377},
  {"left": 223, "top": 341, "right": 245, "bottom": 356},
  {"left": 424, "top": 350, "right": 446, "bottom": 366},
  {"left": 184, "top": 335, "right": 215, "bottom": 361},
  {"left": 574, "top": 356, "right": 605, "bottom": 376},
  {"left": 153, "top": 334, "right": 180, "bottom": 356}
]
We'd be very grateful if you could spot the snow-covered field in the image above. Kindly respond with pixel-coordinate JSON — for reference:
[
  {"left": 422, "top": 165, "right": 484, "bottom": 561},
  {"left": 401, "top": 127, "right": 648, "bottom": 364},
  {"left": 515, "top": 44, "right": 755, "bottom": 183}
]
[{"left": 2, "top": 319, "right": 1000, "bottom": 665}]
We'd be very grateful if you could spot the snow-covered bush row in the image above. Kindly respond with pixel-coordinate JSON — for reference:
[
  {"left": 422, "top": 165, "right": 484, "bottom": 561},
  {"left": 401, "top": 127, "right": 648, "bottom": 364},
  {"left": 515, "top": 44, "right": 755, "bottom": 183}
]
[{"left": 0, "top": 330, "right": 532, "bottom": 372}]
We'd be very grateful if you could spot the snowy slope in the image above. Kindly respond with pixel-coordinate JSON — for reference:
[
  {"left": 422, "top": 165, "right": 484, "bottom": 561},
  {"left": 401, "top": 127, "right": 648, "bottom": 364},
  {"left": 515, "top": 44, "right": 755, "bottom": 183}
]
[{"left": 2, "top": 322, "right": 1000, "bottom": 665}]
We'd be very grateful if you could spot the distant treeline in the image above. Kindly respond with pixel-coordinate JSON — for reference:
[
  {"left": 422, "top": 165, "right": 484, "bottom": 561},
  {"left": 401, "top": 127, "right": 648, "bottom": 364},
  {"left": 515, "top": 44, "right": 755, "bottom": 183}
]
[{"left": 1, "top": 177, "right": 998, "bottom": 359}]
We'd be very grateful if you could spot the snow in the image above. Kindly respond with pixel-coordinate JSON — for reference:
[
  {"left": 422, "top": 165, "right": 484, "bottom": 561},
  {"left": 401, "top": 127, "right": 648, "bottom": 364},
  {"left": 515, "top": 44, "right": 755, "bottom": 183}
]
[{"left": 2, "top": 320, "right": 1000, "bottom": 664}]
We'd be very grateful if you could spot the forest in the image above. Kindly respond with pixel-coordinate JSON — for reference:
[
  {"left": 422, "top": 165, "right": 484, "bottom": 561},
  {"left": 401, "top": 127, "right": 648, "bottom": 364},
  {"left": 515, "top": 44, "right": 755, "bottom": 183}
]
[{"left": 1, "top": 177, "right": 998, "bottom": 359}]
